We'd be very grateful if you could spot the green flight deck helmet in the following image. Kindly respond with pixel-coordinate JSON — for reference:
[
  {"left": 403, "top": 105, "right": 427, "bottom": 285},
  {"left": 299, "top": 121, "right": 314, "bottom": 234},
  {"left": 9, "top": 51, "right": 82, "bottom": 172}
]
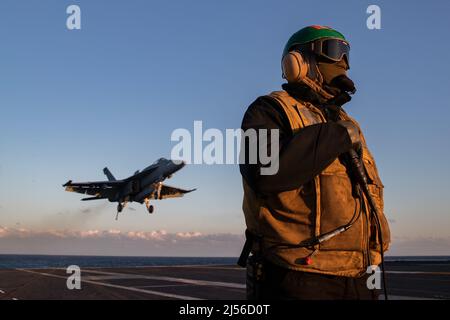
[
  {"left": 282, "top": 25, "right": 349, "bottom": 60},
  {"left": 281, "top": 25, "right": 351, "bottom": 95}
]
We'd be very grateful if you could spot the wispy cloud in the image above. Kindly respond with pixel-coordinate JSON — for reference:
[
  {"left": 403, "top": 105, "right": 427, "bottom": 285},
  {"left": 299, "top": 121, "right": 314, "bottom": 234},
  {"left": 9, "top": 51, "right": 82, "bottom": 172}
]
[
  {"left": 0, "top": 226, "right": 196, "bottom": 241},
  {"left": 0, "top": 226, "right": 244, "bottom": 257}
]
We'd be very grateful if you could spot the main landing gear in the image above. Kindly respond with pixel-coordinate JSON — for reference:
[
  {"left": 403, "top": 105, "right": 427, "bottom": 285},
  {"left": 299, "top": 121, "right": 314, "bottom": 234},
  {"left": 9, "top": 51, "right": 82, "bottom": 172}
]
[{"left": 155, "top": 181, "right": 163, "bottom": 200}]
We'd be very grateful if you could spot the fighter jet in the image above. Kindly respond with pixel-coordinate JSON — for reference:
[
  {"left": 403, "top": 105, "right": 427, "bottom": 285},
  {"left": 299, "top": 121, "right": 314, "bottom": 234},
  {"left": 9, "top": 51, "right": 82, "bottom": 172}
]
[{"left": 63, "top": 158, "right": 195, "bottom": 220}]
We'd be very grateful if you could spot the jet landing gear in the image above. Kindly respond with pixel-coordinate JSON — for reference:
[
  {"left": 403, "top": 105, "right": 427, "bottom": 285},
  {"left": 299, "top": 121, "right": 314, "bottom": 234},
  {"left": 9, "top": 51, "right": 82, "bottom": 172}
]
[
  {"left": 155, "top": 182, "right": 163, "bottom": 200},
  {"left": 116, "top": 202, "right": 126, "bottom": 220},
  {"left": 144, "top": 197, "right": 155, "bottom": 214}
]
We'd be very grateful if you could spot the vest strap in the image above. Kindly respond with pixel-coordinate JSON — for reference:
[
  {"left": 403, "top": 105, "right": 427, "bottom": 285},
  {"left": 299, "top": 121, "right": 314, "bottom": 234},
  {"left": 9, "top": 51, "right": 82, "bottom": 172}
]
[{"left": 237, "top": 229, "right": 261, "bottom": 267}]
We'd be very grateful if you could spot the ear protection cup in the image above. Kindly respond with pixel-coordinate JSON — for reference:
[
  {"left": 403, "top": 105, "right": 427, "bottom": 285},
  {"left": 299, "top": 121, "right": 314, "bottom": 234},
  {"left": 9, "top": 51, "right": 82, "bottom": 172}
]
[{"left": 281, "top": 51, "right": 309, "bottom": 83}]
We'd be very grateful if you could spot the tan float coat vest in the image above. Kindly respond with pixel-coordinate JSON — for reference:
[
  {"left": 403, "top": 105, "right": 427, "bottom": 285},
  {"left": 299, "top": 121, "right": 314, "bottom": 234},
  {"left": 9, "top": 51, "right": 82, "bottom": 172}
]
[{"left": 242, "top": 90, "right": 390, "bottom": 277}]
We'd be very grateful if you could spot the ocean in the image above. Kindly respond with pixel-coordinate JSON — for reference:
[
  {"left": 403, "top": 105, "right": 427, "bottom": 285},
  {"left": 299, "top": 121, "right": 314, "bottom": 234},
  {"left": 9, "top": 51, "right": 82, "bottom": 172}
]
[
  {"left": 0, "top": 255, "right": 239, "bottom": 269},
  {"left": 1, "top": 254, "right": 450, "bottom": 269}
]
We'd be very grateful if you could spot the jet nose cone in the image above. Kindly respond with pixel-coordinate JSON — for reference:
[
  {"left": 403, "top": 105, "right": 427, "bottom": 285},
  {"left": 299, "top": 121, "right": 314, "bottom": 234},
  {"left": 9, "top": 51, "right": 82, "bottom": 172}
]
[
  {"left": 171, "top": 159, "right": 185, "bottom": 166},
  {"left": 170, "top": 159, "right": 186, "bottom": 171}
]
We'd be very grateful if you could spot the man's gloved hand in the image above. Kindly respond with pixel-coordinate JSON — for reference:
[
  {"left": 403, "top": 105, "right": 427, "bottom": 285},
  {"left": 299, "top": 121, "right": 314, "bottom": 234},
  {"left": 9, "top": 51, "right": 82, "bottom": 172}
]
[{"left": 337, "top": 120, "right": 362, "bottom": 155}]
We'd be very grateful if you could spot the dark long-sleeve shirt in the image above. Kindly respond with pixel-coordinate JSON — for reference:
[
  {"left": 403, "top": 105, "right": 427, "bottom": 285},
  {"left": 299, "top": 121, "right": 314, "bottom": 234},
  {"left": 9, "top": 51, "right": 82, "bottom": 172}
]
[{"left": 239, "top": 95, "right": 353, "bottom": 195}]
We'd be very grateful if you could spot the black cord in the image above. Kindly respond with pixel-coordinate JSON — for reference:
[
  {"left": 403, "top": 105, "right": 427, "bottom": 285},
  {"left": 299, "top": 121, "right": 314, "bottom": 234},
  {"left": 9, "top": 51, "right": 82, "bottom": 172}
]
[
  {"left": 322, "top": 90, "right": 388, "bottom": 299},
  {"left": 348, "top": 149, "right": 388, "bottom": 300},
  {"left": 371, "top": 207, "right": 388, "bottom": 300}
]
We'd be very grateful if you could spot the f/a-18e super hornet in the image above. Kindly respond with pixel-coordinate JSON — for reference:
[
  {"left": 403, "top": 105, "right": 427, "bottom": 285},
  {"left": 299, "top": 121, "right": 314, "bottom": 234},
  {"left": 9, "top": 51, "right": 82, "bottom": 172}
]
[{"left": 63, "top": 158, "right": 195, "bottom": 220}]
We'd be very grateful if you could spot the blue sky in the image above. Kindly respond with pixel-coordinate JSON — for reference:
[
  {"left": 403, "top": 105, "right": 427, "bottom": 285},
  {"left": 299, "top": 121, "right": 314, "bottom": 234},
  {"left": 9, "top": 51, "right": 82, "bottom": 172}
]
[{"left": 0, "top": 0, "right": 449, "bottom": 255}]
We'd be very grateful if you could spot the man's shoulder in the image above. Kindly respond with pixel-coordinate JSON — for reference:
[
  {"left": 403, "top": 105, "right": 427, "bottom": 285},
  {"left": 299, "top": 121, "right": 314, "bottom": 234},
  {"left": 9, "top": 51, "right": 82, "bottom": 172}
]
[
  {"left": 242, "top": 92, "right": 291, "bottom": 132},
  {"left": 244, "top": 94, "right": 282, "bottom": 117},
  {"left": 340, "top": 110, "right": 362, "bottom": 127},
  {"left": 245, "top": 90, "right": 299, "bottom": 114}
]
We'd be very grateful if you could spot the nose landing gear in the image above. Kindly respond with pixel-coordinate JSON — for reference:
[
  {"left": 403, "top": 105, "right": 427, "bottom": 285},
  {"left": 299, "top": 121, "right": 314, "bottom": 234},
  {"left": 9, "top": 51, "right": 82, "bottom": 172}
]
[
  {"left": 116, "top": 202, "right": 127, "bottom": 220},
  {"left": 144, "top": 197, "right": 155, "bottom": 214}
]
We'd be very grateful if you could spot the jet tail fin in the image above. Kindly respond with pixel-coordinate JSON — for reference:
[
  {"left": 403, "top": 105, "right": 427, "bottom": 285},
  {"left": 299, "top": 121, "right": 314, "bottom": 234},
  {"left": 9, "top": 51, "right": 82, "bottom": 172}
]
[{"left": 103, "top": 167, "right": 116, "bottom": 181}]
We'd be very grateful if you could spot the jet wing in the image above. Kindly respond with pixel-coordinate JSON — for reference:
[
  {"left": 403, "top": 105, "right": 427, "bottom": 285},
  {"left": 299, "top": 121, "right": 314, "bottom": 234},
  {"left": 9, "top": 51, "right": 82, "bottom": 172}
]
[
  {"left": 63, "top": 180, "right": 123, "bottom": 187},
  {"left": 63, "top": 180, "right": 122, "bottom": 198},
  {"left": 159, "top": 184, "right": 196, "bottom": 199}
]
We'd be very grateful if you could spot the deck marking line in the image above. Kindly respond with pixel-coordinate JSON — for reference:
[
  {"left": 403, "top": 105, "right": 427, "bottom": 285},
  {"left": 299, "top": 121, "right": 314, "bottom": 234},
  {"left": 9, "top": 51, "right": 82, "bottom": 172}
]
[
  {"left": 386, "top": 271, "right": 450, "bottom": 275},
  {"left": 16, "top": 268, "right": 202, "bottom": 300},
  {"left": 82, "top": 269, "right": 246, "bottom": 289}
]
